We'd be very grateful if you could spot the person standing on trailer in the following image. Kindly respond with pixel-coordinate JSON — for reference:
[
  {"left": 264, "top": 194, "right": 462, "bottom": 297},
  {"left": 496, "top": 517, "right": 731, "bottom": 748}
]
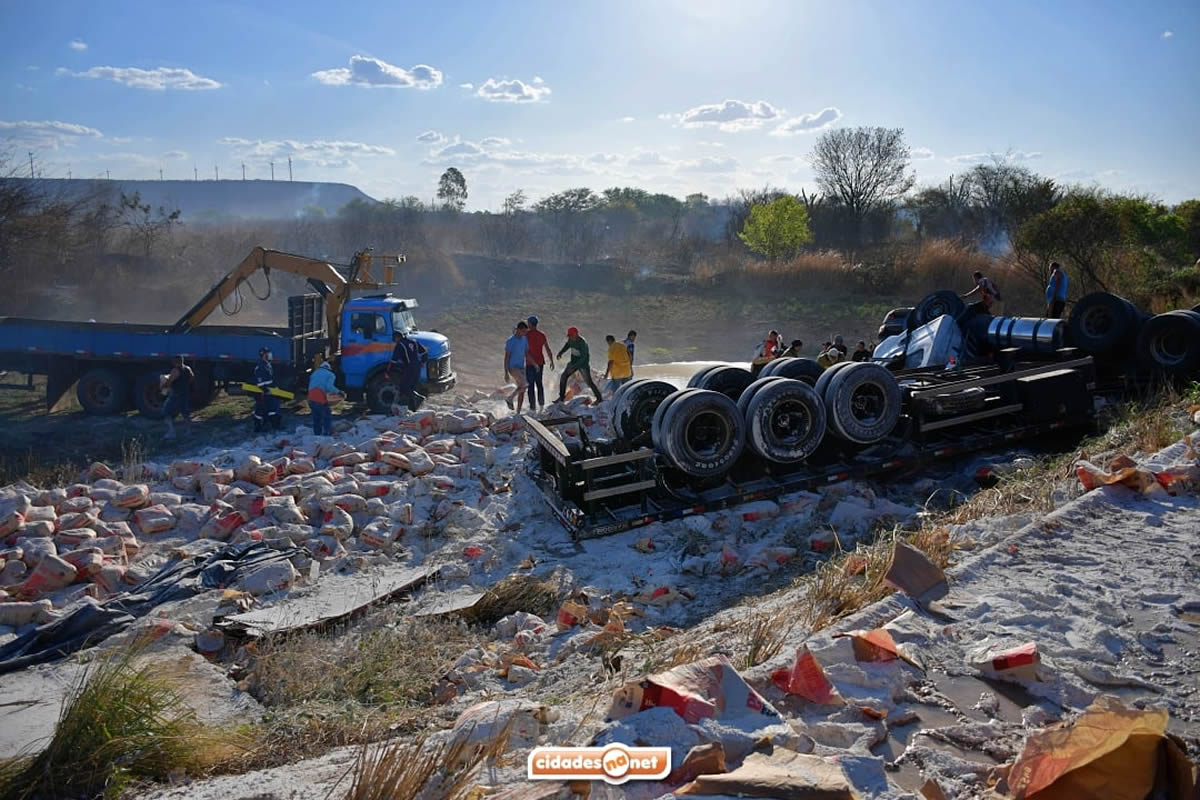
[
  {"left": 962, "top": 270, "right": 1003, "bottom": 315},
  {"left": 524, "top": 315, "right": 554, "bottom": 412},
  {"left": 162, "top": 355, "right": 194, "bottom": 439},
  {"left": 503, "top": 321, "right": 529, "bottom": 412},
  {"left": 1045, "top": 262, "right": 1068, "bottom": 318},
  {"left": 252, "top": 348, "right": 281, "bottom": 432},
  {"left": 603, "top": 334, "right": 633, "bottom": 394},
  {"left": 556, "top": 326, "right": 603, "bottom": 404}
]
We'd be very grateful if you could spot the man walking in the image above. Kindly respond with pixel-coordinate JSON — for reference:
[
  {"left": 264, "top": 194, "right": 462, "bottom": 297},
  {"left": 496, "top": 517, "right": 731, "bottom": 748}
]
[
  {"left": 524, "top": 315, "right": 554, "bottom": 411},
  {"left": 1045, "top": 262, "right": 1068, "bottom": 318},
  {"left": 387, "top": 329, "right": 427, "bottom": 412},
  {"left": 556, "top": 326, "right": 603, "bottom": 404},
  {"left": 162, "top": 355, "right": 193, "bottom": 439},
  {"left": 503, "top": 321, "right": 529, "bottom": 412},
  {"left": 624, "top": 330, "right": 637, "bottom": 376},
  {"left": 603, "top": 334, "right": 633, "bottom": 394},
  {"left": 307, "top": 355, "right": 339, "bottom": 436},
  {"left": 252, "top": 348, "right": 281, "bottom": 432}
]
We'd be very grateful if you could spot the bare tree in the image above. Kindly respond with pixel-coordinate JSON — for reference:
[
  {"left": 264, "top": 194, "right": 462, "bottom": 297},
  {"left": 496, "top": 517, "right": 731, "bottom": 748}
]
[
  {"left": 809, "top": 127, "right": 914, "bottom": 243},
  {"left": 117, "top": 191, "right": 181, "bottom": 258}
]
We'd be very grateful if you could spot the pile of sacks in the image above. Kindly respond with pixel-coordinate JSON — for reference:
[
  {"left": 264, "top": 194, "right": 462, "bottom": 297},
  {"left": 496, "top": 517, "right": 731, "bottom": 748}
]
[{"left": 0, "top": 407, "right": 527, "bottom": 625}]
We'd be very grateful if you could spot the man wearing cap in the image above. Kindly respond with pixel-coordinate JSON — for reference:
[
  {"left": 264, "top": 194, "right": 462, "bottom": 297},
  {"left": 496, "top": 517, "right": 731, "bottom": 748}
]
[
  {"left": 253, "top": 347, "right": 281, "bottom": 432},
  {"left": 556, "top": 327, "right": 603, "bottom": 404},
  {"left": 524, "top": 315, "right": 554, "bottom": 412}
]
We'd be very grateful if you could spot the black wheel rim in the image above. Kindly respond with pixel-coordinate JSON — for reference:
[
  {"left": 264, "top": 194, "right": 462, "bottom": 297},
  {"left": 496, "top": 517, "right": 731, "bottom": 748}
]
[
  {"left": 142, "top": 383, "right": 163, "bottom": 411},
  {"left": 685, "top": 410, "right": 731, "bottom": 459},
  {"left": 770, "top": 398, "right": 811, "bottom": 445},
  {"left": 88, "top": 381, "right": 112, "bottom": 407},
  {"left": 1151, "top": 328, "right": 1189, "bottom": 367},
  {"left": 850, "top": 382, "right": 887, "bottom": 426},
  {"left": 1081, "top": 305, "right": 1113, "bottom": 339}
]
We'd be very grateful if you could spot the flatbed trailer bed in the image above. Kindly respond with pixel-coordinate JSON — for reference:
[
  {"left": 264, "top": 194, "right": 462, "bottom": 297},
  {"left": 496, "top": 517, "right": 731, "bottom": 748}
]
[{"left": 525, "top": 357, "right": 1100, "bottom": 540}]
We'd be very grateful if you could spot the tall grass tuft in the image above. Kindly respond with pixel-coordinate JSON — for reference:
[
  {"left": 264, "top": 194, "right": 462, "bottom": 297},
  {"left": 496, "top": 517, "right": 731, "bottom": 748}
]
[
  {"left": 0, "top": 647, "right": 209, "bottom": 800},
  {"left": 342, "top": 733, "right": 496, "bottom": 800}
]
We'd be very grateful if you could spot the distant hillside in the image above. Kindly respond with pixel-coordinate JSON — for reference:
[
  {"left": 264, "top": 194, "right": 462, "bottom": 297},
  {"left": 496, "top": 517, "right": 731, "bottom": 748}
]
[{"left": 15, "top": 178, "right": 378, "bottom": 222}]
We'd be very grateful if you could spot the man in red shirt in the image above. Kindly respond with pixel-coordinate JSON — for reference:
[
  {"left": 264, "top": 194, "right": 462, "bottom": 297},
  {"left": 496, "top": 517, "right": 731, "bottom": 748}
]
[{"left": 524, "top": 315, "right": 555, "bottom": 411}]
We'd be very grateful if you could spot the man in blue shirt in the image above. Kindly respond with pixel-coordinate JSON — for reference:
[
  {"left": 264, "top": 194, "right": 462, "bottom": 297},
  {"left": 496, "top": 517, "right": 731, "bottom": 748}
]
[
  {"left": 1045, "top": 262, "right": 1068, "bottom": 318},
  {"left": 503, "top": 321, "right": 529, "bottom": 412}
]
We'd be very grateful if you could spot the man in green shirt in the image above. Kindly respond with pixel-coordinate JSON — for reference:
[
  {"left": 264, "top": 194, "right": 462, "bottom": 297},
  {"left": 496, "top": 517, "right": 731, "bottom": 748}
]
[{"left": 555, "top": 326, "right": 604, "bottom": 404}]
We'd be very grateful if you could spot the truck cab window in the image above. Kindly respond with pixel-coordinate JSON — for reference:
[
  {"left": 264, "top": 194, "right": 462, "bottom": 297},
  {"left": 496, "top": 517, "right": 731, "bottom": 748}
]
[{"left": 349, "top": 312, "right": 386, "bottom": 339}]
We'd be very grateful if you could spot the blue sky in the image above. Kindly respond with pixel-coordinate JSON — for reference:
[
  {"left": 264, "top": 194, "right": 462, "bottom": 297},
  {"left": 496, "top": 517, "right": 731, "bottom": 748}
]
[{"left": 3, "top": 0, "right": 1197, "bottom": 208}]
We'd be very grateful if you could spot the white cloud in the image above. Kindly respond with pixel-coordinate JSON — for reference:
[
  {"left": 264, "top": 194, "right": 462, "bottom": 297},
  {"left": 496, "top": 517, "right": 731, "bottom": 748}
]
[
  {"left": 479, "top": 136, "right": 510, "bottom": 148},
  {"left": 911, "top": 146, "right": 936, "bottom": 160},
  {"left": 416, "top": 130, "right": 446, "bottom": 144},
  {"left": 312, "top": 55, "right": 442, "bottom": 89},
  {"left": 761, "top": 154, "right": 797, "bottom": 163},
  {"left": 770, "top": 106, "right": 842, "bottom": 136},
  {"left": 0, "top": 119, "right": 103, "bottom": 149},
  {"left": 671, "top": 99, "right": 782, "bottom": 131},
  {"left": 69, "top": 40, "right": 87, "bottom": 51},
  {"left": 109, "top": 136, "right": 133, "bottom": 144},
  {"left": 627, "top": 151, "right": 670, "bottom": 167},
  {"left": 435, "top": 141, "right": 485, "bottom": 158},
  {"left": 60, "top": 65, "right": 221, "bottom": 90},
  {"left": 1162, "top": 30, "right": 1174, "bottom": 38},
  {"left": 621, "top": 116, "right": 635, "bottom": 123},
  {"left": 588, "top": 153, "right": 619, "bottom": 164},
  {"left": 698, "top": 140, "right": 725, "bottom": 148},
  {"left": 459, "top": 82, "right": 474, "bottom": 89},
  {"left": 475, "top": 77, "right": 551, "bottom": 103},
  {"left": 949, "top": 150, "right": 1043, "bottom": 165},
  {"left": 163, "top": 150, "right": 188, "bottom": 160},
  {"left": 676, "top": 156, "right": 739, "bottom": 173},
  {"left": 220, "top": 137, "right": 395, "bottom": 169}
]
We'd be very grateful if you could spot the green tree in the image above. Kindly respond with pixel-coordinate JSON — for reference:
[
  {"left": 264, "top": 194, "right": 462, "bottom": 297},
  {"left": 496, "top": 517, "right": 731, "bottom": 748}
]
[
  {"left": 1174, "top": 199, "right": 1200, "bottom": 260},
  {"left": 437, "top": 167, "right": 467, "bottom": 212},
  {"left": 738, "top": 195, "right": 813, "bottom": 261}
]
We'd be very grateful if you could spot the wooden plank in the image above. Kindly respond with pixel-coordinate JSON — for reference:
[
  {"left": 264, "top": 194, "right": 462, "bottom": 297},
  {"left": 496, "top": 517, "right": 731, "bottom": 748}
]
[
  {"left": 909, "top": 357, "right": 1093, "bottom": 400},
  {"left": 215, "top": 564, "right": 437, "bottom": 638},
  {"left": 583, "top": 479, "right": 657, "bottom": 501}
]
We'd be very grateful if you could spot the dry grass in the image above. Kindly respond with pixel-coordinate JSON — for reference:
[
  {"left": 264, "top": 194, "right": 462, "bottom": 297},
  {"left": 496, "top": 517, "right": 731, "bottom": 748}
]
[
  {"left": 470, "top": 574, "right": 559, "bottom": 626},
  {"left": 907, "top": 239, "right": 995, "bottom": 294},
  {"left": 342, "top": 733, "right": 494, "bottom": 800},
  {"left": 236, "top": 610, "right": 481, "bottom": 769},
  {"left": 741, "top": 612, "right": 796, "bottom": 668},
  {"left": 0, "top": 644, "right": 234, "bottom": 800}
]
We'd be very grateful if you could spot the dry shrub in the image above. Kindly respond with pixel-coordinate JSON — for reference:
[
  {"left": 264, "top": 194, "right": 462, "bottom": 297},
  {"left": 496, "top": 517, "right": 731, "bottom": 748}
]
[
  {"left": 907, "top": 239, "right": 995, "bottom": 295},
  {"left": 741, "top": 612, "right": 795, "bottom": 668},
  {"left": 470, "top": 574, "right": 559, "bottom": 626},
  {"left": 343, "top": 733, "right": 494, "bottom": 800}
]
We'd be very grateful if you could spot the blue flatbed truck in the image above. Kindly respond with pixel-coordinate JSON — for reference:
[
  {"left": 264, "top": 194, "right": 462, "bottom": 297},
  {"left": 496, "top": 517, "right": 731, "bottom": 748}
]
[{"left": 0, "top": 247, "right": 455, "bottom": 417}]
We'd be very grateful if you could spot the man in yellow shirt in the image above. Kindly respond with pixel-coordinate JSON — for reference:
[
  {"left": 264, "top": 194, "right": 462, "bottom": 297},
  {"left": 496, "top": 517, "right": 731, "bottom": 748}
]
[{"left": 603, "top": 334, "right": 633, "bottom": 394}]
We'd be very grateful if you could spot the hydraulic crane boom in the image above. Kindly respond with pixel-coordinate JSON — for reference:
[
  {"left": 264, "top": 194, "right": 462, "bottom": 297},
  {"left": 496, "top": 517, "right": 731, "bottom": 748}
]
[{"left": 170, "top": 247, "right": 403, "bottom": 347}]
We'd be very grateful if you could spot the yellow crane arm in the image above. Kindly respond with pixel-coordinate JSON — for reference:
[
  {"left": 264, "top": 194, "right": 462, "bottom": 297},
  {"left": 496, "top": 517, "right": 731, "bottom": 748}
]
[{"left": 171, "top": 247, "right": 397, "bottom": 342}]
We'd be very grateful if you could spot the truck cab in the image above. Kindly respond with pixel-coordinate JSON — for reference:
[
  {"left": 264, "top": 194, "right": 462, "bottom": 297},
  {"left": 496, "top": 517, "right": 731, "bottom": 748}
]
[{"left": 338, "top": 295, "right": 455, "bottom": 410}]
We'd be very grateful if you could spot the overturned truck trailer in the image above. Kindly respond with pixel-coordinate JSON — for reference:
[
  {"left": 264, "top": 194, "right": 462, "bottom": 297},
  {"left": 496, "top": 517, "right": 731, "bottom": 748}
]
[{"left": 527, "top": 355, "right": 1098, "bottom": 540}]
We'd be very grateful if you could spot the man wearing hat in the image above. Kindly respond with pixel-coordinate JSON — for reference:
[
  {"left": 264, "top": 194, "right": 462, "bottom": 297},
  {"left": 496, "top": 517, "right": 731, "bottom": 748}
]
[
  {"left": 555, "top": 326, "right": 603, "bottom": 404},
  {"left": 252, "top": 347, "right": 281, "bottom": 432}
]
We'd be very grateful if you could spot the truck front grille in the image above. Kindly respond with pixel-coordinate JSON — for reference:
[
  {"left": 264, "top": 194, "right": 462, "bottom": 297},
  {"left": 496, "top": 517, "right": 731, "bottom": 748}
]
[{"left": 428, "top": 355, "right": 451, "bottom": 380}]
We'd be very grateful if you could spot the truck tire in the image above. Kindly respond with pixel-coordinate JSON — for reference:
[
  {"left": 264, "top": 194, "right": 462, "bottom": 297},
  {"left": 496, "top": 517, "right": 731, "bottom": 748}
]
[
  {"left": 1192, "top": 303, "right": 1200, "bottom": 314},
  {"left": 692, "top": 365, "right": 754, "bottom": 401},
  {"left": 737, "top": 376, "right": 788, "bottom": 418},
  {"left": 744, "top": 379, "right": 826, "bottom": 463},
  {"left": 1136, "top": 310, "right": 1200, "bottom": 374},
  {"left": 659, "top": 390, "right": 745, "bottom": 478},
  {"left": 76, "top": 368, "right": 128, "bottom": 416},
  {"left": 913, "top": 290, "right": 966, "bottom": 327},
  {"left": 365, "top": 373, "right": 404, "bottom": 413},
  {"left": 763, "top": 357, "right": 824, "bottom": 385},
  {"left": 757, "top": 358, "right": 786, "bottom": 378},
  {"left": 614, "top": 380, "right": 675, "bottom": 441},
  {"left": 687, "top": 365, "right": 721, "bottom": 388},
  {"left": 133, "top": 371, "right": 167, "bottom": 418},
  {"left": 651, "top": 389, "right": 701, "bottom": 449},
  {"left": 824, "top": 363, "right": 902, "bottom": 444},
  {"left": 812, "top": 360, "right": 856, "bottom": 401},
  {"left": 1067, "top": 292, "right": 1139, "bottom": 355}
]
